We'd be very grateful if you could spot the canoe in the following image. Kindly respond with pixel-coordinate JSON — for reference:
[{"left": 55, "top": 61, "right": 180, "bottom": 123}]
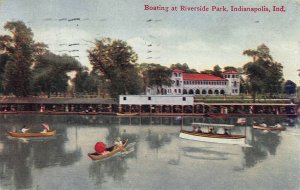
[
  {"left": 7, "top": 130, "right": 56, "bottom": 138},
  {"left": 116, "top": 112, "right": 138, "bottom": 116},
  {"left": 253, "top": 125, "right": 286, "bottom": 131},
  {"left": 88, "top": 139, "right": 128, "bottom": 161},
  {"left": 179, "top": 130, "right": 246, "bottom": 145}
]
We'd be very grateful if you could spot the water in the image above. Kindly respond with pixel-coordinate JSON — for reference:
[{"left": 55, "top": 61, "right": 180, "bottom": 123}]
[{"left": 0, "top": 115, "right": 299, "bottom": 190}]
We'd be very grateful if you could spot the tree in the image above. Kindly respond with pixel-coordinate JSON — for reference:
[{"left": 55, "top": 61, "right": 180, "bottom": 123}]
[
  {"left": 212, "top": 65, "right": 222, "bottom": 77},
  {"left": 73, "top": 68, "right": 102, "bottom": 95},
  {"left": 0, "top": 21, "right": 48, "bottom": 97},
  {"left": 243, "top": 62, "right": 265, "bottom": 101},
  {"left": 88, "top": 38, "right": 143, "bottom": 98},
  {"left": 243, "top": 44, "right": 284, "bottom": 101},
  {"left": 32, "top": 53, "right": 81, "bottom": 97},
  {"left": 223, "top": 66, "right": 238, "bottom": 72},
  {"left": 0, "top": 54, "right": 9, "bottom": 93},
  {"left": 139, "top": 63, "right": 172, "bottom": 94},
  {"left": 170, "top": 63, "right": 198, "bottom": 73},
  {"left": 200, "top": 70, "right": 213, "bottom": 75},
  {"left": 284, "top": 80, "right": 296, "bottom": 95}
]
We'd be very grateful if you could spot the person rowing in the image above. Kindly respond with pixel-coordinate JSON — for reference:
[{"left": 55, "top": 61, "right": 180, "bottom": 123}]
[
  {"left": 114, "top": 137, "right": 127, "bottom": 153},
  {"left": 40, "top": 123, "right": 50, "bottom": 133},
  {"left": 21, "top": 125, "right": 30, "bottom": 133}
]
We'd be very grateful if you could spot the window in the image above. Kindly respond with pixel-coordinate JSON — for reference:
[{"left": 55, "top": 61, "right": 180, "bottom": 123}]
[
  {"left": 179, "top": 89, "right": 181, "bottom": 93},
  {"left": 175, "top": 89, "right": 177, "bottom": 93},
  {"left": 123, "top": 97, "right": 127, "bottom": 100},
  {"left": 174, "top": 73, "right": 177, "bottom": 77},
  {"left": 148, "top": 97, "right": 151, "bottom": 100},
  {"left": 183, "top": 97, "right": 186, "bottom": 101},
  {"left": 233, "top": 81, "right": 237, "bottom": 87}
]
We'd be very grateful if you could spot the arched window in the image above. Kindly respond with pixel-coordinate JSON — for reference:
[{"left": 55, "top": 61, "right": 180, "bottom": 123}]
[
  {"left": 183, "top": 89, "right": 187, "bottom": 94},
  {"left": 220, "top": 90, "right": 225, "bottom": 95},
  {"left": 202, "top": 89, "right": 207, "bottom": 94},
  {"left": 195, "top": 89, "right": 200, "bottom": 94},
  {"left": 189, "top": 89, "right": 194, "bottom": 94},
  {"left": 214, "top": 90, "right": 219, "bottom": 95},
  {"left": 208, "top": 90, "right": 213, "bottom": 94}
]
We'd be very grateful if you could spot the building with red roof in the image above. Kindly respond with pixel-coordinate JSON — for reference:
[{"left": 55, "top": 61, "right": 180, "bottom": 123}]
[{"left": 146, "top": 69, "right": 241, "bottom": 96}]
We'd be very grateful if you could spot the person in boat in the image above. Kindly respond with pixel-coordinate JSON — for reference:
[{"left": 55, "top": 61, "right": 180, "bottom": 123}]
[
  {"left": 114, "top": 137, "right": 123, "bottom": 147},
  {"left": 192, "top": 126, "right": 197, "bottom": 132},
  {"left": 224, "top": 128, "right": 229, "bottom": 135},
  {"left": 260, "top": 123, "right": 267, "bottom": 127},
  {"left": 197, "top": 127, "right": 202, "bottom": 133},
  {"left": 40, "top": 128, "right": 48, "bottom": 133},
  {"left": 21, "top": 125, "right": 30, "bottom": 133},
  {"left": 40, "top": 124, "right": 50, "bottom": 133},
  {"left": 208, "top": 128, "right": 215, "bottom": 134}
]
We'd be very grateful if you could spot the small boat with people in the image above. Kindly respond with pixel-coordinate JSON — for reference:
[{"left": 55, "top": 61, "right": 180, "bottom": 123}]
[
  {"left": 179, "top": 123, "right": 246, "bottom": 145},
  {"left": 7, "top": 123, "right": 56, "bottom": 138},
  {"left": 116, "top": 112, "right": 138, "bottom": 116},
  {"left": 88, "top": 139, "right": 128, "bottom": 161},
  {"left": 7, "top": 130, "right": 56, "bottom": 138}
]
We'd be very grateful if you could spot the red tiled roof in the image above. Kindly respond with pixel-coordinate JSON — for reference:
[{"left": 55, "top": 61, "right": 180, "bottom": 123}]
[
  {"left": 183, "top": 73, "right": 226, "bottom": 81},
  {"left": 173, "top": 69, "right": 183, "bottom": 73},
  {"left": 222, "top": 71, "right": 240, "bottom": 74}
]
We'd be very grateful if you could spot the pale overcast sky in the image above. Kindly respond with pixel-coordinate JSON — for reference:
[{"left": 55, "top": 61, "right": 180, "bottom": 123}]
[{"left": 0, "top": 0, "right": 299, "bottom": 83}]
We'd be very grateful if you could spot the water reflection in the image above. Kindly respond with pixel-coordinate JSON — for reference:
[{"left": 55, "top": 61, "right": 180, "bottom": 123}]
[
  {"left": 89, "top": 157, "right": 128, "bottom": 187},
  {"left": 0, "top": 115, "right": 298, "bottom": 190},
  {"left": 182, "top": 146, "right": 232, "bottom": 161},
  {"left": 243, "top": 128, "right": 282, "bottom": 168},
  {"left": 146, "top": 130, "right": 171, "bottom": 149}
]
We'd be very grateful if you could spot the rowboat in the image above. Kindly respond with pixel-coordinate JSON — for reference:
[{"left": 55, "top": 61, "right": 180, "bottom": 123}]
[
  {"left": 7, "top": 130, "right": 56, "bottom": 138},
  {"left": 116, "top": 112, "right": 138, "bottom": 116},
  {"left": 88, "top": 139, "right": 128, "bottom": 161},
  {"left": 179, "top": 123, "right": 246, "bottom": 145},
  {"left": 252, "top": 125, "right": 286, "bottom": 131}
]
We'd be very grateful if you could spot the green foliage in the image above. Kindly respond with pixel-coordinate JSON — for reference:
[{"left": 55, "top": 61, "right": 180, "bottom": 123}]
[
  {"left": 284, "top": 80, "right": 296, "bottom": 95},
  {"left": 0, "top": 21, "right": 35, "bottom": 96},
  {"left": 139, "top": 63, "right": 172, "bottom": 93},
  {"left": 213, "top": 65, "right": 222, "bottom": 77},
  {"left": 243, "top": 44, "right": 284, "bottom": 101},
  {"left": 170, "top": 63, "right": 198, "bottom": 73},
  {"left": 73, "top": 68, "right": 101, "bottom": 94},
  {"left": 88, "top": 38, "right": 143, "bottom": 98},
  {"left": 223, "top": 66, "right": 238, "bottom": 72},
  {"left": 32, "top": 53, "right": 81, "bottom": 97}
]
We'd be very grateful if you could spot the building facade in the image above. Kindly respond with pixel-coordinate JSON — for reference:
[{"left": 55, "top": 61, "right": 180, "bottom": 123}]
[{"left": 147, "top": 69, "right": 240, "bottom": 96}]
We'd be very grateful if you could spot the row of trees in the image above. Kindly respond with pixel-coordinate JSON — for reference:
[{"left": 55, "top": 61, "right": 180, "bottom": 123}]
[{"left": 0, "top": 21, "right": 295, "bottom": 99}]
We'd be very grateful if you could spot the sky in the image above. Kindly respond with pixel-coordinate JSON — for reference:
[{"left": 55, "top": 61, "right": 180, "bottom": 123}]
[{"left": 0, "top": 0, "right": 299, "bottom": 83}]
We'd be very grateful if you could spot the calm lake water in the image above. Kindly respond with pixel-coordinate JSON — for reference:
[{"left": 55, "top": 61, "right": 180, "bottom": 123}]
[{"left": 0, "top": 115, "right": 299, "bottom": 190}]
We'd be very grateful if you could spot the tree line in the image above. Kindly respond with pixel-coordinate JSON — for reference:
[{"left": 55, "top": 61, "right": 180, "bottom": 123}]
[{"left": 0, "top": 21, "right": 296, "bottom": 99}]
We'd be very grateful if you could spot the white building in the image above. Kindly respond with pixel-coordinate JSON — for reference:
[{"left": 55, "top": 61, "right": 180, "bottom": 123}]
[{"left": 147, "top": 69, "right": 240, "bottom": 96}]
